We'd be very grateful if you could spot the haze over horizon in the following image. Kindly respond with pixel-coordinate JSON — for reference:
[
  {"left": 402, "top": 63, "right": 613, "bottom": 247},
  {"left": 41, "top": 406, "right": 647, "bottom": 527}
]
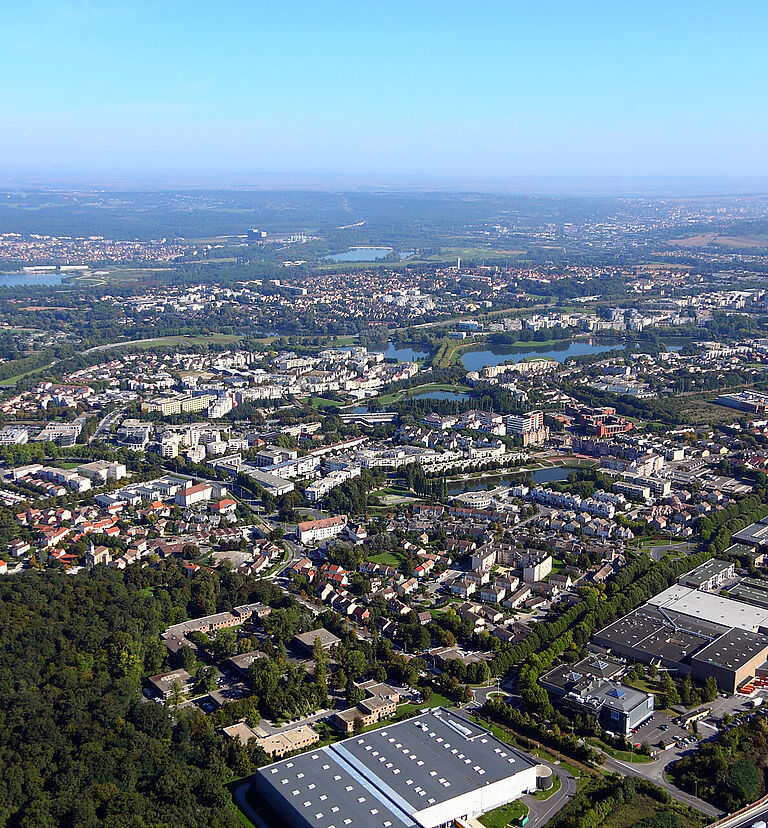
[{"left": 4, "top": 0, "right": 768, "bottom": 188}]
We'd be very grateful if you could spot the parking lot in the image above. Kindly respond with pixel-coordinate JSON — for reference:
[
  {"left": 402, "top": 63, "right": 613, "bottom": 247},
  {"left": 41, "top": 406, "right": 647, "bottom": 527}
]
[{"left": 631, "top": 712, "right": 692, "bottom": 749}]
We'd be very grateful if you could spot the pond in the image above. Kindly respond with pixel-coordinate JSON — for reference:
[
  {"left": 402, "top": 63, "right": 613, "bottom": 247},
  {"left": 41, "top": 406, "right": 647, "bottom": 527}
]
[
  {"left": 369, "top": 341, "right": 430, "bottom": 362},
  {"left": 445, "top": 465, "right": 571, "bottom": 496},
  {"left": 323, "top": 247, "right": 414, "bottom": 262},
  {"left": 461, "top": 340, "right": 625, "bottom": 371},
  {"left": 409, "top": 390, "right": 470, "bottom": 402},
  {"left": 0, "top": 272, "right": 66, "bottom": 288}
]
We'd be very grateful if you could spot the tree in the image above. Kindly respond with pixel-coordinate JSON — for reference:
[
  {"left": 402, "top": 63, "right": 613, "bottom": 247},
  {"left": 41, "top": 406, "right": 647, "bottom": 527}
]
[
  {"left": 196, "top": 666, "right": 216, "bottom": 693},
  {"left": 179, "top": 644, "right": 197, "bottom": 672},
  {"left": 659, "top": 673, "right": 680, "bottom": 707},
  {"left": 722, "top": 759, "right": 762, "bottom": 810},
  {"left": 702, "top": 676, "right": 719, "bottom": 704},
  {"left": 167, "top": 679, "right": 184, "bottom": 709}
]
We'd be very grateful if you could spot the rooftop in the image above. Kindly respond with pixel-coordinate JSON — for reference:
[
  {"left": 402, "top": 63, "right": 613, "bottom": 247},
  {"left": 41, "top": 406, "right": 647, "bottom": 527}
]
[
  {"left": 648, "top": 585, "right": 768, "bottom": 633},
  {"left": 678, "top": 558, "right": 734, "bottom": 587},
  {"left": 690, "top": 627, "right": 768, "bottom": 671},
  {"left": 255, "top": 708, "right": 536, "bottom": 828}
]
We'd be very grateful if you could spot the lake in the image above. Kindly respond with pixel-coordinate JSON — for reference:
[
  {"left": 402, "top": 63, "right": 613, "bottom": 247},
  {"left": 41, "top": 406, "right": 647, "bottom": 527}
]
[
  {"left": 409, "top": 390, "right": 470, "bottom": 402},
  {"left": 0, "top": 272, "right": 66, "bottom": 288},
  {"left": 348, "top": 387, "right": 469, "bottom": 414},
  {"left": 446, "top": 465, "right": 571, "bottom": 496},
  {"left": 369, "top": 341, "right": 429, "bottom": 361},
  {"left": 323, "top": 247, "right": 414, "bottom": 262},
  {"left": 461, "top": 340, "right": 625, "bottom": 371}
]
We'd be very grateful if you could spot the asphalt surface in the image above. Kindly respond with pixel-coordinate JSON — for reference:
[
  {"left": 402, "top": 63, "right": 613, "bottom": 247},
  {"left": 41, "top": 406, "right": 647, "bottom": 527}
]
[
  {"left": 600, "top": 753, "right": 722, "bottom": 818},
  {"left": 521, "top": 764, "right": 578, "bottom": 828}
]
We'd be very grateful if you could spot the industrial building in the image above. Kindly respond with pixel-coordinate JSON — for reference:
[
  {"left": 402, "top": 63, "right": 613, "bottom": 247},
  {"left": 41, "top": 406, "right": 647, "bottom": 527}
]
[
  {"left": 593, "top": 585, "right": 768, "bottom": 692},
  {"left": 254, "top": 707, "right": 540, "bottom": 828},
  {"left": 540, "top": 656, "right": 654, "bottom": 736},
  {"left": 677, "top": 558, "right": 736, "bottom": 592}
]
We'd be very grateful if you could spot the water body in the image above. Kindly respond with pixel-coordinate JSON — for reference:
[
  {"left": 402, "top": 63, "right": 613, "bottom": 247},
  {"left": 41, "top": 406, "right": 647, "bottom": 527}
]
[
  {"left": 0, "top": 272, "right": 66, "bottom": 288},
  {"left": 369, "top": 341, "right": 429, "bottom": 362},
  {"left": 323, "top": 247, "right": 414, "bottom": 262},
  {"left": 461, "top": 340, "right": 625, "bottom": 372},
  {"left": 409, "top": 390, "right": 470, "bottom": 402},
  {"left": 446, "top": 465, "right": 571, "bottom": 496},
  {"left": 348, "top": 388, "right": 469, "bottom": 414}
]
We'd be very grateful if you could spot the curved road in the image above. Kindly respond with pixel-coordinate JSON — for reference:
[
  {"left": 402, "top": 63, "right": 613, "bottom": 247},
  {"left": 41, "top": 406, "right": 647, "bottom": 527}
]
[
  {"left": 600, "top": 753, "right": 722, "bottom": 819},
  {"left": 521, "top": 764, "right": 578, "bottom": 827}
]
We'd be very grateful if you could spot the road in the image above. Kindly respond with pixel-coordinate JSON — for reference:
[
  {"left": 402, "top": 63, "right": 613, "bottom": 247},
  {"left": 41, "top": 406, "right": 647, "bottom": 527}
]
[
  {"left": 521, "top": 764, "right": 578, "bottom": 828},
  {"left": 720, "top": 803, "right": 768, "bottom": 828},
  {"left": 600, "top": 753, "right": 722, "bottom": 818},
  {"left": 89, "top": 405, "right": 126, "bottom": 442}
]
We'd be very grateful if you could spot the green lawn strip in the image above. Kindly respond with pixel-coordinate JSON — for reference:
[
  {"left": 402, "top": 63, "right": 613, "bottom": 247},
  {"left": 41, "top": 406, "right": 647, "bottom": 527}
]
[
  {"left": 586, "top": 737, "right": 653, "bottom": 763},
  {"left": 473, "top": 716, "right": 588, "bottom": 779},
  {"left": 481, "top": 799, "right": 528, "bottom": 828},
  {"left": 530, "top": 773, "right": 561, "bottom": 800}
]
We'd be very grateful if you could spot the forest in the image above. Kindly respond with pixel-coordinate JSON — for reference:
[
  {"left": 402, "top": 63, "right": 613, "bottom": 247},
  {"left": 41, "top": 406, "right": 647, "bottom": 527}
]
[{"left": 0, "top": 564, "right": 288, "bottom": 827}]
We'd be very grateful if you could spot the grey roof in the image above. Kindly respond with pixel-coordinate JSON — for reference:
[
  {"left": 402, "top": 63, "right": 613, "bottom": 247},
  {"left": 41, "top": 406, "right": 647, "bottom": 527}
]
[
  {"left": 678, "top": 558, "right": 733, "bottom": 587},
  {"left": 732, "top": 518, "right": 768, "bottom": 547},
  {"left": 255, "top": 708, "right": 536, "bottom": 828},
  {"left": 690, "top": 628, "right": 768, "bottom": 671},
  {"left": 294, "top": 628, "right": 341, "bottom": 650},
  {"left": 541, "top": 655, "right": 625, "bottom": 694},
  {"left": 593, "top": 604, "right": 729, "bottom": 664}
]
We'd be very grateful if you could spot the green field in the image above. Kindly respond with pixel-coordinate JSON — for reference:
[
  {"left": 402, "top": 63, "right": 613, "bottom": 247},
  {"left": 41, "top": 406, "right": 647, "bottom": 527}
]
[
  {"left": 367, "top": 551, "right": 401, "bottom": 566},
  {"left": 481, "top": 800, "right": 528, "bottom": 828}
]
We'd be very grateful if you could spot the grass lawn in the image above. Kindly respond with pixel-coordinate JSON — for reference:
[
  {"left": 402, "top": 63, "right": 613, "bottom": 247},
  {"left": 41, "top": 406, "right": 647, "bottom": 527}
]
[
  {"left": 0, "top": 360, "right": 57, "bottom": 387},
  {"left": 367, "top": 551, "right": 401, "bottom": 566},
  {"left": 586, "top": 737, "right": 653, "bottom": 763},
  {"left": 481, "top": 799, "right": 528, "bottom": 828},
  {"left": 395, "top": 692, "right": 453, "bottom": 719},
  {"left": 531, "top": 773, "right": 561, "bottom": 800},
  {"left": 308, "top": 396, "right": 344, "bottom": 409}
]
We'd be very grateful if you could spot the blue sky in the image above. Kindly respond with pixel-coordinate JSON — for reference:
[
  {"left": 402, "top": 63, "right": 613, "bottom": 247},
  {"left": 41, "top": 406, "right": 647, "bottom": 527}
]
[{"left": 2, "top": 0, "right": 768, "bottom": 183}]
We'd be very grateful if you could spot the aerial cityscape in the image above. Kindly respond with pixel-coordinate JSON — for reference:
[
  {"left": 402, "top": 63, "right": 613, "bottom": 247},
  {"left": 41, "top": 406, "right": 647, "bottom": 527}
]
[{"left": 4, "top": 2, "right": 768, "bottom": 828}]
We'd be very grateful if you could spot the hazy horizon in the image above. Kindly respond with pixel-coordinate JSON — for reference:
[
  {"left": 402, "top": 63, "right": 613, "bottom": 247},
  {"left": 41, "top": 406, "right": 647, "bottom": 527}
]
[{"left": 3, "top": 0, "right": 768, "bottom": 185}]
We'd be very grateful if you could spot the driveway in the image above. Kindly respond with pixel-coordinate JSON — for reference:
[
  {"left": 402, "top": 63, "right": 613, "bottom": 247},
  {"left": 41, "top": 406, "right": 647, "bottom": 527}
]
[{"left": 520, "top": 763, "right": 578, "bottom": 828}]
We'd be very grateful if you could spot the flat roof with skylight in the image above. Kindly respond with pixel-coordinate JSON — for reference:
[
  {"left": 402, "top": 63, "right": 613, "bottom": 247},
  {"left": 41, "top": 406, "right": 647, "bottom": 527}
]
[{"left": 253, "top": 707, "right": 539, "bottom": 828}]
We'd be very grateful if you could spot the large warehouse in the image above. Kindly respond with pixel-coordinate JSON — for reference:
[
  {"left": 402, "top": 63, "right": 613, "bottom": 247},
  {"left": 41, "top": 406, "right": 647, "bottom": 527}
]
[
  {"left": 593, "top": 585, "right": 768, "bottom": 692},
  {"left": 254, "top": 707, "right": 539, "bottom": 828}
]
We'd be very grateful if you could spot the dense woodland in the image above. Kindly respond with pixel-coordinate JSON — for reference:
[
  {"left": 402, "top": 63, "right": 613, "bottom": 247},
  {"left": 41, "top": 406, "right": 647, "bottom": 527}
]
[{"left": 0, "top": 565, "right": 289, "bottom": 827}]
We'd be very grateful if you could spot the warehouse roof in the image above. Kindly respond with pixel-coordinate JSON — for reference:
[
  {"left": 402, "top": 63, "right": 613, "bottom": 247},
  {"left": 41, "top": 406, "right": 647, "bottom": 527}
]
[
  {"left": 255, "top": 708, "right": 536, "bottom": 828},
  {"left": 593, "top": 604, "right": 728, "bottom": 664},
  {"left": 648, "top": 585, "right": 768, "bottom": 633},
  {"left": 690, "top": 628, "right": 768, "bottom": 671},
  {"left": 732, "top": 518, "right": 768, "bottom": 546}
]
